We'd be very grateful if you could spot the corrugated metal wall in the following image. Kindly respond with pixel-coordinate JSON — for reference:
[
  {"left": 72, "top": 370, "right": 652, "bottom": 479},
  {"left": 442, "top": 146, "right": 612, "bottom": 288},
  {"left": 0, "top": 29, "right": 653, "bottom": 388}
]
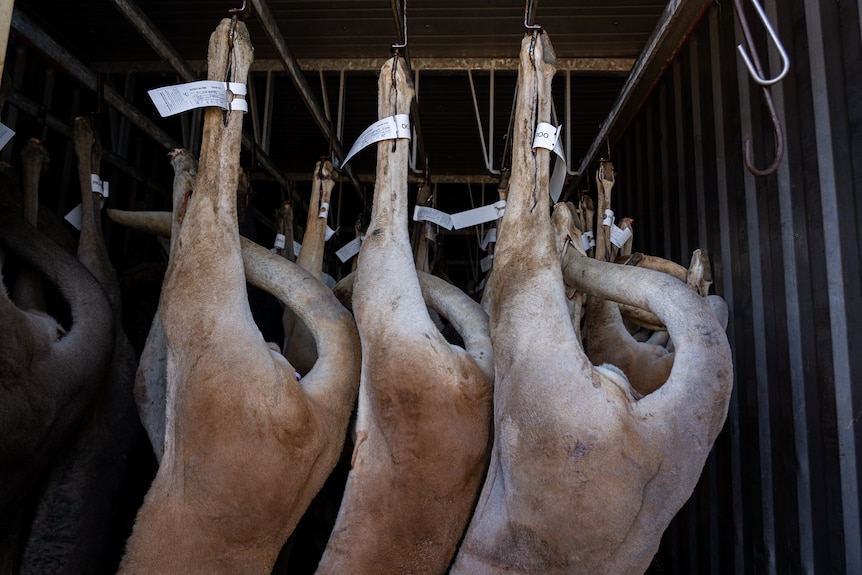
[{"left": 609, "top": 1, "right": 862, "bottom": 573}]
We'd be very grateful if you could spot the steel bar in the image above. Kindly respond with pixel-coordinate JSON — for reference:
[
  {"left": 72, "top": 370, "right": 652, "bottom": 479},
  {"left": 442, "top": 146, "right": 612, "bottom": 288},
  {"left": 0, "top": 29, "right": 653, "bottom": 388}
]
[
  {"left": 574, "top": 0, "right": 714, "bottom": 188},
  {"left": 11, "top": 9, "right": 179, "bottom": 151},
  {"left": 247, "top": 0, "right": 364, "bottom": 205},
  {"left": 7, "top": 86, "right": 169, "bottom": 198},
  {"left": 91, "top": 56, "right": 635, "bottom": 75},
  {"left": 110, "top": 0, "right": 293, "bottom": 195}
]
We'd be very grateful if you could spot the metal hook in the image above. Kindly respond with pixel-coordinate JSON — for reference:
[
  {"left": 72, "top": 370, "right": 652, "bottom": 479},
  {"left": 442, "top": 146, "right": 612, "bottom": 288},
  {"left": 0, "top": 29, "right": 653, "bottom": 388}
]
[
  {"left": 743, "top": 85, "right": 784, "bottom": 176},
  {"left": 524, "top": 0, "right": 541, "bottom": 31},
  {"left": 734, "top": 0, "right": 790, "bottom": 86},
  {"left": 392, "top": 0, "right": 407, "bottom": 51},
  {"left": 228, "top": 0, "right": 250, "bottom": 21},
  {"left": 733, "top": 0, "right": 785, "bottom": 175}
]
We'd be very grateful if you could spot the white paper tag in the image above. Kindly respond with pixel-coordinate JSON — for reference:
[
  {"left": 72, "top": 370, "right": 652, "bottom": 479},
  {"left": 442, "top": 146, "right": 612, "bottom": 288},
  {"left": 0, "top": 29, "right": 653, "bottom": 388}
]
[
  {"left": 532, "top": 122, "right": 562, "bottom": 151},
  {"left": 449, "top": 200, "right": 506, "bottom": 230},
  {"left": 325, "top": 226, "right": 337, "bottom": 241},
  {"left": 480, "top": 227, "right": 497, "bottom": 251},
  {"left": 91, "top": 174, "right": 102, "bottom": 193},
  {"left": 0, "top": 122, "right": 15, "bottom": 150},
  {"left": 480, "top": 253, "right": 494, "bottom": 273},
  {"left": 293, "top": 241, "right": 302, "bottom": 257},
  {"left": 148, "top": 80, "right": 248, "bottom": 117},
  {"left": 581, "top": 230, "right": 595, "bottom": 251},
  {"left": 336, "top": 236, "right": 363, "bottom": 262},
  {"left": 477, "top": 277, "right": 485, "bottom": 291},
  {"left": 274, "top": 233, "right": 286, "bottom": 249},
  {"left": 424, "top": 222, "right": 436, "bottom": 242},
  {"left": 101, "top": 181, "right": 110, "bottom": 199},
  {"left": 318, "top": 201, "right": 329, "bottom": 219},
  {"left": 532, "top": 123, "right": 568, "bottom": 202},
  {"left": 413, "top": 205, "right": 453, "bottom": 230},
  {"left": 340, "top": 114, "right": 411, "bottom": 168},
  {"left": 610, "top": 224, "right": 633, "bottom": 248},
  {"left": 549, "top": 152, "right": 567, "bottom": 203},
  {"left": 64, "top": 203, "right": 83, "bottom": 230},
  {"left": 602, "top": 209, "right": 615, "bottom": 227}
]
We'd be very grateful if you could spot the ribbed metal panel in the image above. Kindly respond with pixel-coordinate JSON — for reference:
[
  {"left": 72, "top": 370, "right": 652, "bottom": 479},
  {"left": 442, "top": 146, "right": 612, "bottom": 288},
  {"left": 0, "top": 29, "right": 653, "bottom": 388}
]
[{"left": 604, "top": 2, "right": 862, "bottom": 573}]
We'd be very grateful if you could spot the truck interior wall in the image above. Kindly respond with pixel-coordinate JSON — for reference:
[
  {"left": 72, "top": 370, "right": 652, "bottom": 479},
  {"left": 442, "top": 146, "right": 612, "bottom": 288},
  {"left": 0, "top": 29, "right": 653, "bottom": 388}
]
[{"left": 613, "top": 2, "right": 862, "bottom": 573}]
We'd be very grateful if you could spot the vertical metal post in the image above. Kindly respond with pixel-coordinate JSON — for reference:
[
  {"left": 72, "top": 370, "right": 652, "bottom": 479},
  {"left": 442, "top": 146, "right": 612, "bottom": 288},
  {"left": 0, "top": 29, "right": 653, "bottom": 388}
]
[
  {"left": 261, "top": 70, "right": 274, "bottom": 154},
  {"left": 336, "top": 69, "right": 346, "bottom": 145},
  {"left": 766, "top": 0, "right": 814, "bottom": 569},
  {"left": 803, "top": 0, "right": 862, "bottom": 571}
]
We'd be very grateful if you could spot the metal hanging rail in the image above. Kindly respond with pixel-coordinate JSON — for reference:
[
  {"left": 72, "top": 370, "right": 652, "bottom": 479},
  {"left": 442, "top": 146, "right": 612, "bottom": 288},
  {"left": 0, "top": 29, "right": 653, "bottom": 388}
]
[
  {"left": 110, "top": 0, "right": 300, "bottom": 204},
  {"left": 246, "top": 0, "right": 364, "bottom": 207},
  {"left": 10, "top": 9, "right": 180, "bottom": 151}
]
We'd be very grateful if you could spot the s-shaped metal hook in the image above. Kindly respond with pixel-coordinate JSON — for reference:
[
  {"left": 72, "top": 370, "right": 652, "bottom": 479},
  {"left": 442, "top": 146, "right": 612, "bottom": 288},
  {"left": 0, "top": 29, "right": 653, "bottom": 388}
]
[
  {"left": 734, "top": 0, "right": 786, "bottom": 176},
  {"left": 734, "top": 0, "right": 789, "bottom": 85}
]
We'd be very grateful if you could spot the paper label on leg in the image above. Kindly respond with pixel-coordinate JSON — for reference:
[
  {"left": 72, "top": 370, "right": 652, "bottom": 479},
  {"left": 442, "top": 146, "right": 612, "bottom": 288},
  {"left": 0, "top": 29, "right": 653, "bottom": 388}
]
[
  {"left": 148, "top": 80, "right": 248, "bottom": 117},
  {"left": 449, "top": 200, "right": 506, "bottom": 230},
  {"left": 64, "top": 203, "right": 83, "bottom": 230},
  {"left": 610, "top": 224, "right": 632, "bottom": 248},
  {"left": 480, "top": 227, "right": 497, "bottom": 250},
  {"left": 480, "top": 253, "right": 494, "bottom": 272},
  {"left": 581, "top": 230, "right": 595, "bottom": 251},
  {"left": 336, "top": 236, "right": 363, "bottom": 262},
  {"left": 325, "top": 226, "right": 337, "bottom": 241},
  {"left": 0, "top": 122, "right": 15, "bottom": 150},
  {"left": 274, "top": 233, "right": 286, "bottom": 249},
  {"left": 413, "top": 206, "right": 453, "bottom": 230},
  {"left": 339, "top": 114, "right": 411, "bottom": 168}
]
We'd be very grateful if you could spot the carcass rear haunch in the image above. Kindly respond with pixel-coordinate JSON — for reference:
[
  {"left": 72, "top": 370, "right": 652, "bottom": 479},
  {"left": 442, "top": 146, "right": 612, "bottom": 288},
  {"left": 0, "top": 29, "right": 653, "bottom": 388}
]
[
  {"left": 450, "top": 31, "right": 733, "bottom": 575},
  {"left": 117, "top": 19, "right": 359, "bottom": 574},
  {"left": 315, "top": 55, "right": 494, "bottom": 575}
]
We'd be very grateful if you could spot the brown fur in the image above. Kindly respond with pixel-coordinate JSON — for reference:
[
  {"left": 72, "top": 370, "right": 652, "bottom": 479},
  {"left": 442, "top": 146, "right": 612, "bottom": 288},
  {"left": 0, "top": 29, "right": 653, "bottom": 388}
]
[
  {"left": 450, "top": 33, "right": 733, "bottom": 575},
  {"left": 117, "top": 21, "right": 359, "bottom": 574},
  {"left": 281, "top": 159, "right": 334, "bottom": 375},
  {"left": 315, "top": 56, "right": 493, "bottom": 575}
]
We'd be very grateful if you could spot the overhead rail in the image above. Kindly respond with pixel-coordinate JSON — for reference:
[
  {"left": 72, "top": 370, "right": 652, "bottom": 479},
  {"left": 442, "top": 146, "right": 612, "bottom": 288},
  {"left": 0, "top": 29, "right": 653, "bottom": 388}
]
[
  {"left": 572, "top": 0, "right": 714, "bottom": 193},
  {"left": 110, "top": 0, "right": 303, "bottom": 207},
  {"left": 10, "top": 9, "right": 180, "bottom": 151},
  {"left": 90, "top": 57, "right": 635, "bottom": 75},
  {"left": 246, "top": 0, "right": 364, "bottom": 207}
]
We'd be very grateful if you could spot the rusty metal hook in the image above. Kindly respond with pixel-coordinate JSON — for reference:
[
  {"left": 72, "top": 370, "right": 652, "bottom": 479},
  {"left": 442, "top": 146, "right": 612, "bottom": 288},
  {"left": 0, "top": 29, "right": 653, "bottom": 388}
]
[
  {"left": 391, "top": 0, "right": 407, "bottom": 51},
  {"left": 734, "top": 0, "right": 789, "bottom": 85},
  {"left": 733, "top": 0, "right": 785, "bottom": 176},
  {"left": 743, "top": 86, "right": 784, "bottom": 176},
  {"left": 228, "top": 0, "right": 250, "bottom": 21}
]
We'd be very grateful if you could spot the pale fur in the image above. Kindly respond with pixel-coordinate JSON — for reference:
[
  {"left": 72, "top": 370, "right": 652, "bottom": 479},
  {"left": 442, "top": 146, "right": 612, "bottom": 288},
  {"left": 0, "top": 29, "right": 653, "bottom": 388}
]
[
  {"left": 450, "top": 33, "right": 733, "bottom": 575},
  {"left": 314, "top": 56, "right": 494, "bottom": 575},
  {"left": 116, "top": 20, "right": 359, "bottom": 574}
]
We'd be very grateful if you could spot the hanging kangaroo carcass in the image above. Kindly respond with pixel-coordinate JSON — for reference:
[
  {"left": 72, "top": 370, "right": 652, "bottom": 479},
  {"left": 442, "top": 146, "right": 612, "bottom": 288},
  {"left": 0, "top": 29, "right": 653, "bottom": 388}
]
[
  {"left": 314, "top": 55, "right": 494, "bottom": 575},
  {"left": 0, "top": 209, "right": 114, "bottom": 570},
  {"left": 116, "top": 19, "right": 359, "bottom": 574},
  {"left": 16, "top": 117, "right": 141, "bottom": 574},
  {"left": 449, "top": 32, "right": 733, "bottom": 575},
  {"left": 281, "top": 159, "right": 335, "bottom": 376}
]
